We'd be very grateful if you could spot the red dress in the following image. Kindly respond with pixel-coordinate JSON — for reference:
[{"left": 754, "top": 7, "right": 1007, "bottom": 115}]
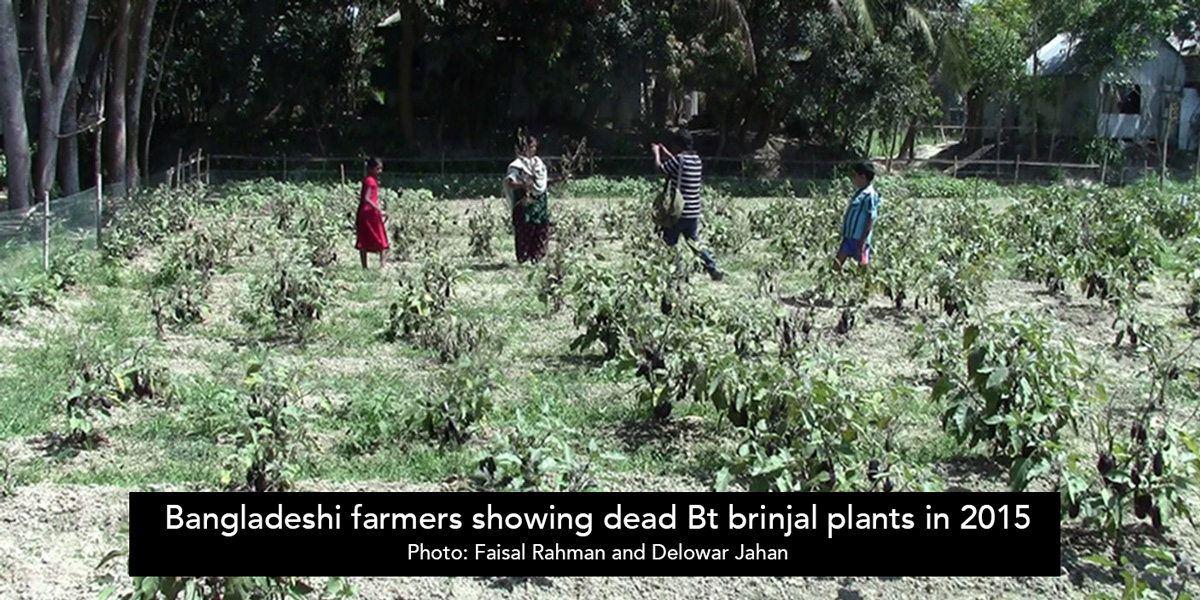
[{"left": 356, "top": 176, "right": 389, "bottom": 252}]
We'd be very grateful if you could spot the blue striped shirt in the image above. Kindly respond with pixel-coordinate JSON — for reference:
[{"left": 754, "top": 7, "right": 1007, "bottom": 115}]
[
  {"left": 661, "top": 153, "right": 703, "bottom": 219},
  {"left": 841, "top": 184, "right": 879, "bottom": 245}
]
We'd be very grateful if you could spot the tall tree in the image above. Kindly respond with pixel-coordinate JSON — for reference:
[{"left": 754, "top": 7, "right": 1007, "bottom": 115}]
[
  {"left": 0, "top": 0, "right": 32, "bottom": 209},
  {"left": 58, "top": 77, "right": 82, "bottom": 195},
  {"left": 141, "top": 0, "right": 181, "bottom": 184},
  {"left": 104, "top": 0, "right": 132, "bottom": 183},
  {"left": 940, "top": 0, "right": 1029, "bottom": 148},
  {"left": 34, "top": 0, "right": 90, "bottom": 200},
  {"left": 126, "top": 0, "right": 159, "bottom": 185},
  {"left": 381, "top": 0, "right": 441, "bottom": 147}
]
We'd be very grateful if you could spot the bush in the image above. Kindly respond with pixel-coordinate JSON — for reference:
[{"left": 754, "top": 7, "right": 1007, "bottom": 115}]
[
  {"left": 57, "top": 346, "right": 172, "bottom": 450},
  {"left": 404, "top": 359, "right": 498, "bottom": 446},
  {"left": 387, "top": 188, "right": 449, "bottom": 259},
  {"left": 243, "top": 254, "right": 332, "bottom": 338},
  {"left": 921, "top": 313, "right": 1091, "bottom": 492},
  {"left": 472, "top": 404, "right": 624, "bottom": 492},
  {"left": 714, "top": 351, "right": 909, "bottom": 493},
  {"left": 221, "top": 362, "right": 316, "bottom": 493}
]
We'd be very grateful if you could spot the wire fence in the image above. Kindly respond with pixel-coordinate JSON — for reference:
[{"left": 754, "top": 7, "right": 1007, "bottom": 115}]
[
  {"left": 0, "top": 153, "right": 201, "bottom": 276},
  {"left": 2, "top": 137, "right": 1196, "bottom": 277},
  {"left": 205, "top": 151, "right": 1196, "bottom": 190}
]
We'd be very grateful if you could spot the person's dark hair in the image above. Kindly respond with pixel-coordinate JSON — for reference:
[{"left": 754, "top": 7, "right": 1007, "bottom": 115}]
[
  {"left": 518, "top": 134, "right": 538, "bottom": 155},
  {"left": 366, "top": 157, "right": 382, "bottom": 170},
  {"left": 675, "top": 128, "right": 695, "bottom": 151},
  {"left": 852, "top": 161, "right": 875, "bottom": 182}
]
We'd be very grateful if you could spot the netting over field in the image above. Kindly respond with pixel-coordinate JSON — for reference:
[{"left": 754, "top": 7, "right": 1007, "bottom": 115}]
[{"left": 0, "top": 169, "right": 176, "bottom": 274}]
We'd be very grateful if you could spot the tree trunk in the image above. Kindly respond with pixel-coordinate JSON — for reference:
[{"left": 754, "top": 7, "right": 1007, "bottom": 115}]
[
  {"left": 749, "top": 103, "right": 776, "bottom": 151},
  {"left": 125, "top": 0, "right": 158, "bottom": 187},
  {"left": 1048, "top": 75, "right": 1067, "bottom": 162},
  {"left": 397, "top": 0, "right": 416, "bottom": 146},
  {"left": 652, "top": 76, "right": 667, "bottom": 131},
  {"left": 0, "top": 0, "right": 32, "bottom": 209},
  {"left": 1029, "top": 23, "right": 1040, "bottom": 161},
  {"left": 58, "top": 77, "right": 82, "bottom": 195},
  {"left": 966, "top": 90, "right": 984, "bottom": 148},
  {"left": 105, "top": 0, "right": 132, "bottom": 183},
  {"left": 715, "top": 106, "right": 729, "bottom": 157},
  {"left": 142, "top": 0, "right": 180, "bottom": 187},
  {"left": 900, "top": 121, "right": 918, "bottom": 161},
  {"left": 736, "top": 101, "right": 754, "bottom": 147},
  {"left": 34, "top": 0, "right": 90, "bottom": 200}
]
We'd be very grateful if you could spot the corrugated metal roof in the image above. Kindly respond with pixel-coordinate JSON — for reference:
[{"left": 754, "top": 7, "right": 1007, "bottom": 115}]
[
  {"left": 1169, "top": 33, "right": 1199, "bottom": 57},
  {"left": 378, "top": 10, "right": 402, "bottom": 28},
  {"left": 1026, "top": 33, "right": 1082, "bottom": 76}
]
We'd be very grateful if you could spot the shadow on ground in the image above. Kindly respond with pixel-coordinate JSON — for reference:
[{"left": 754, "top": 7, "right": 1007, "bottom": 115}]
[{"left": 477, "top": 576, "right": 555, "bottom": 591}]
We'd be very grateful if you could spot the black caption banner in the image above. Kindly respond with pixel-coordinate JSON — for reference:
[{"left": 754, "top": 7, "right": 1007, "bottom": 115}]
[{"left": 129, "top": 492, "right": 1059, "bottom": 577}]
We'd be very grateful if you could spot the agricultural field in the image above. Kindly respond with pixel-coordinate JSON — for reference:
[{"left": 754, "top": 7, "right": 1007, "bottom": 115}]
[{"left": 0, "top": 173, "right": 1198, "bottom": 599}]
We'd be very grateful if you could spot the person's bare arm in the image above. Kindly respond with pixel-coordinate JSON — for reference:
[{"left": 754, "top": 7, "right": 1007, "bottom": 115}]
[{"left": 653, "top": 144, "right": 676, "bottom": 172}]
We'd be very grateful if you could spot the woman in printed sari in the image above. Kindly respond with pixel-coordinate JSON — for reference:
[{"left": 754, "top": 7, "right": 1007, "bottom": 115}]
[{"left": 503, "top": 135, "right": 563, "bottom": 264}]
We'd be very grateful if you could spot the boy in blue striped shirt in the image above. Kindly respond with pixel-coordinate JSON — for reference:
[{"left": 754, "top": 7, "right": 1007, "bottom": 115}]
[
  {"left": 652, "top": 129, "right": 724, "bottom": 281},
  {"left": 837, "top": 161, "right": 880, "bottom": 269}
]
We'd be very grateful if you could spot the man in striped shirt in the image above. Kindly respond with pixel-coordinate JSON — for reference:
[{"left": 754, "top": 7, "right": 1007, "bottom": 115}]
[
  {"left": 652, "top": 129, "right": 724, "bottom": 281},
  {"left": 837, "top": 161, "right": 880, "bottom": 269}
]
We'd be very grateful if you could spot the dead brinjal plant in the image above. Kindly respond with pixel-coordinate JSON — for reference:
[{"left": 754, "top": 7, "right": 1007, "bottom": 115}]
[
  {"left": 51, "top": 346, "right": 172, "bottom": 452},
  {"left": 221, "top": 362, "right": 316, "bottom": 493}
]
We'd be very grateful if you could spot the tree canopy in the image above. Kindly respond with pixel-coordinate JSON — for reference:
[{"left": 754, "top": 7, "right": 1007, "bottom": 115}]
[{"left": 0, "top": 0, "right": 1192, "bottom": 208}]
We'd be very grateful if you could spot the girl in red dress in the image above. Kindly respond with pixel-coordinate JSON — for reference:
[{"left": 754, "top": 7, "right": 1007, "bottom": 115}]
[{"left": 356, "top": 157, "right": 390, "bottom": 269}]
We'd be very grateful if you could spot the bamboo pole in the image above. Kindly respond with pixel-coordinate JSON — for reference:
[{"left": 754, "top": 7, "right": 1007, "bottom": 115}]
[
  {"left": 887, "top": 127, "right": 897, "bottom": 172},
  {"left": 1161, "top": 99, "right": 1176, "bottom": 190},
  {"left": 1194, "top": 141, "right": 1200, "bottom": 181},
  {"left": 95, "top": 126, "right": 103, "bottom": 250},
  {"left": 42, "top": 192, "right": 50, "bottom": 272},
  {"left": 995, "top": 111, "right": 1003, "bottom": 179}
]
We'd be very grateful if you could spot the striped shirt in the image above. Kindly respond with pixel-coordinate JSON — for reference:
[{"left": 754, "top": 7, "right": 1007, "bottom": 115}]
[
  {"left": 840, "top": 183, "right": 880, "bottom": 245},
  {"left": 661, "top": 152, "right": 703, "bottom": 219}
]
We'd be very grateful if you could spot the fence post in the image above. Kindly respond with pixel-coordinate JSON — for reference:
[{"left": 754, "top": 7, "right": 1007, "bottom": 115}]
[
  {"left": 1014, "top": 155, "right": 1021, "bottom": 183},
  {"left": 282, "top": 154, "right": 288, "bottom": 181},
  {"left": 95, "top": 126, "right": 103, "bottom": 250},
  {"left": 340, "top": 164, "right": 346, "bottom": 185},
  {"left": 1101, "top": 153, "right": 1108, "bottom": 186},
  {"left": 953, "top": 156, "right": 959, "bottom": 178},
  {"left": 1160, "top": 141, "right": 1168, "bottom": 191},
  {"left": 42, "top": 192, "right": 50, "bottom": 272},
  {"left": 176, "top": 149, "right": 183, "bottom": 188}
]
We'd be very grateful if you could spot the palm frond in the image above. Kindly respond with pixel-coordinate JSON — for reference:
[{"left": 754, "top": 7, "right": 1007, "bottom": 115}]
[
  {"left": 830, "top": 0, "right": 877, "bottom": 41},
  {"left": 937, "top": 28, "right": 972, "bottom": 95},
  {"left": 905, "top": 6, "right": 935, "bottom": 55},
  {"left": 693, "top": 0, "right": 757, "bottom": 74}
]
